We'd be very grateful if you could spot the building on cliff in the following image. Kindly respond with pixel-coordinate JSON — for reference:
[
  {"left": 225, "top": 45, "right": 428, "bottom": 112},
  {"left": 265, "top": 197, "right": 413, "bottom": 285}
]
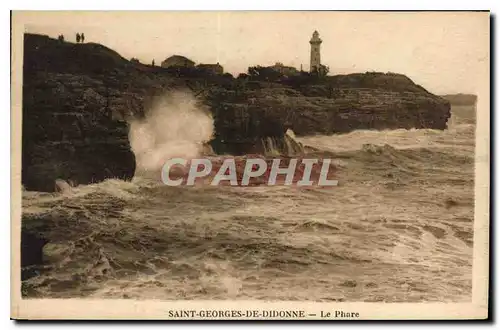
[
  {"left": 269, "top": 62, "right": 299, "bottom": 77},
  {"left": 196, "top": 62, "right": 224, "bottom": 74},
  {"left": 161, "top": 55, "right": 195, "bottom": 68},
  {"left": 309, "top": 30, "right": 322, "bottom": 73}
]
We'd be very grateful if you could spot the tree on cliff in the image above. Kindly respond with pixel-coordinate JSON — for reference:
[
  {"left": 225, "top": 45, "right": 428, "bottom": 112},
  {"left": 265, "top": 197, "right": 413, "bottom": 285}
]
[
  {"left": 311, "top": 64, "right": 329, "bottom": 78},
  {"left": 247, "top": 65, "right": 284, "bottom": 82},
  {"left": 282, "top": 71, "right": 320, "bottom": 88}
]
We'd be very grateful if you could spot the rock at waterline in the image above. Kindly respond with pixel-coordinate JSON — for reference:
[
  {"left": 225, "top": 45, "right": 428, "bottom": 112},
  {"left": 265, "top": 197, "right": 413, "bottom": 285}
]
[{"left": 54, "top": 179, "right": 73, "bottom": 193}]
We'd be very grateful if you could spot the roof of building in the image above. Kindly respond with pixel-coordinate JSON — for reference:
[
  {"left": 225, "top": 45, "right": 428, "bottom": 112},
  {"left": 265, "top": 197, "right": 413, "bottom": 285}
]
[{"left": 163, "top": 55, "right": 195, "bottom": 64}]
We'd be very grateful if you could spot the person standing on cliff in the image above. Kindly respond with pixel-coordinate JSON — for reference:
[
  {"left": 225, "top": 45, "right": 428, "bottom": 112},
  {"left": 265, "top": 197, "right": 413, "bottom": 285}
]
[
  {"left": 76, "top": 33, "right": 81, "bottom": 43},
  {"left": 81, "top": 33, "right": 85, "bottom": 43}
]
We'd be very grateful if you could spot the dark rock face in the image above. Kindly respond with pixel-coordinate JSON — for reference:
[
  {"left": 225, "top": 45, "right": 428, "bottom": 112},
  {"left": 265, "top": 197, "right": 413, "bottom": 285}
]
[
  {"left": 22, "top": 34, "right": 138, "bottom": 191},
  {"left": 208, "top": 75, "right": 451, "bottom": 143},
  {"left": 21, "top": 231, "right": 48, "bottom": 268}
]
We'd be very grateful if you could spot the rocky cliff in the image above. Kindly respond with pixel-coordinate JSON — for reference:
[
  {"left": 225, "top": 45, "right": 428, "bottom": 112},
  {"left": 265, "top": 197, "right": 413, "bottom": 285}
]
[
  {"left": 23, "top": 34, "right": 141, "bottom": 191},
  {"left": 205, "top": 72, "right": 450, "bottom": 155},
  {"left": 21, "top": 33, "right": 451, "bottom": 190},
  {"left": 209, "top": 80, "right": 450, "bottom": 139}
]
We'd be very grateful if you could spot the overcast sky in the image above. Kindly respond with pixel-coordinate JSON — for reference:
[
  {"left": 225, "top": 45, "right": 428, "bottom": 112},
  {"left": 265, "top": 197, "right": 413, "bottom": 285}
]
[{"left": 20, "top": 11, "right": 489, "bottom": 94}]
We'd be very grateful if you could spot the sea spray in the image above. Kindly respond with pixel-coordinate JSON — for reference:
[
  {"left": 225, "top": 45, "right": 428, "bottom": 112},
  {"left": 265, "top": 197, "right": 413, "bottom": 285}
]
[{"left": 129, "top": 90, "right": 215, "bottom": 178}]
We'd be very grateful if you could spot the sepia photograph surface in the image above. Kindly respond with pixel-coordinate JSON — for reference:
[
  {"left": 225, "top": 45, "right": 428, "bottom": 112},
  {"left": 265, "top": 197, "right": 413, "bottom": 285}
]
[{"left": 11, "top": 10, "right": 490, "bottom": 320}]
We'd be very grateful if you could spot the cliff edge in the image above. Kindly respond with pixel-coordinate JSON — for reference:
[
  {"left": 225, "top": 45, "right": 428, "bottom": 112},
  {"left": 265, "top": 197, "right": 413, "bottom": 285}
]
[{"left": 21, "top": 33, "right": 451, "bottom": 190}]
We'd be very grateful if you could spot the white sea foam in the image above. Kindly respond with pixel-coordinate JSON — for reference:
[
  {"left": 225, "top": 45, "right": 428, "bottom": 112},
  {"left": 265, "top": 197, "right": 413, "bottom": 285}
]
[{"left": 129, "top": 90, "right": 214, "bottom": 175}]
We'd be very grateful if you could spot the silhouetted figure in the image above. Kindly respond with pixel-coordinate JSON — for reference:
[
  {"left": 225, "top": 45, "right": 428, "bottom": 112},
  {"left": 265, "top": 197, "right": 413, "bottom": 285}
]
[
  {"left": 76, "top": 33, "right": 81, "bottom": 43},
  {"left": 81, "top": 33, "right": 85, "bottom": 43},
  {"left": 57, "top": 35, "right": 65, "bottom": 42},
  {"left": 152, "top": 59, "right": 155, "bottom": 66}
]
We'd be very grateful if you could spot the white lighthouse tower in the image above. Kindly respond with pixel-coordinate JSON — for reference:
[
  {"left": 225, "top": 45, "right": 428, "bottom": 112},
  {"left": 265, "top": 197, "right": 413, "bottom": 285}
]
[{"left": 309, "top": 30, "right": 322, "bottom": 73}]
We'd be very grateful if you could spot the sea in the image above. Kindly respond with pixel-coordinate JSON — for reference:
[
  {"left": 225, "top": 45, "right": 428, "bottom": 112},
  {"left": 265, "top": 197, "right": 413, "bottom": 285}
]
[{"left": 21, "top": 104, "right": 476, "bottom": 302}]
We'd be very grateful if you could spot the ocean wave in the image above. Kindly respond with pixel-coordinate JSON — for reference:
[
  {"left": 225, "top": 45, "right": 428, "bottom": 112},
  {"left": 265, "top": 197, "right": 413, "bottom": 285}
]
[{"left": 21, "top": 106, "right": 476, "bottom": 302}]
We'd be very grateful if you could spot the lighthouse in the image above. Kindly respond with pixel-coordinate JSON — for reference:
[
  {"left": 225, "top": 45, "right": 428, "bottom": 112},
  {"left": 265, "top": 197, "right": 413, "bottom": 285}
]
[{"left": 309, "top": 30, "right": 322, "bottom": 73}]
